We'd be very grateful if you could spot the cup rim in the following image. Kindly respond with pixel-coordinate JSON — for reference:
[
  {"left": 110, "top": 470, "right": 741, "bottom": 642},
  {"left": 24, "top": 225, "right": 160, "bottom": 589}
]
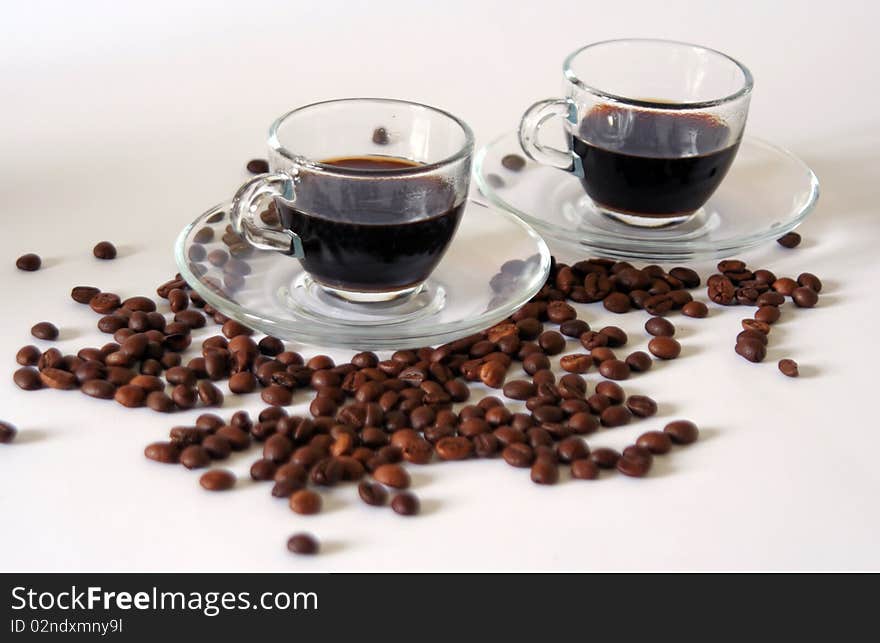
[
  {"left": 268, "top": 97, "right": 475, "bottom": 176},
  {"left": 563, "top": 38, "right": 754, "bottom": 110}
]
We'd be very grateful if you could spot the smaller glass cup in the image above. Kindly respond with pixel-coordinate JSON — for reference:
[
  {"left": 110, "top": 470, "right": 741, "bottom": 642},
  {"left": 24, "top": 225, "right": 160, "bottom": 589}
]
[
  {"left": 519, "top": 39, "right": 753, "bottom": 227},
  {"left": 231, "top": 98, "right": 474, "bottom": 302}
]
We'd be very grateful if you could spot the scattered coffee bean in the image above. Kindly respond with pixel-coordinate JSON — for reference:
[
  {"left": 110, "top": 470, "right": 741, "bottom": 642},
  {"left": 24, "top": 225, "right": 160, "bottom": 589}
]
[
  {"left": 645, "top": 317, "right": 675, "bottom": 337},
  {"left": 391, "top": 492, "right": 420, "bottom": 516},
  {"left": 648, "top": 336, "right": 681, "bottom": 360},
  {"left": 144, "top": 441, "right": 180, "bottom": 463},
  {"left": 603, "top": 292, "right": 631, "bottom": 314},
  {"left": 358, "top": 481, "right": 388, "bottom": 506},
  {"left": 617, "top": 447, "right": 652, "bottom": 477},
  {"left": 538, "top": 330, "right": 566, "bottom": 355},
  {"left": 797, "top": 272, "right": 822, "bottom": 293},
  {"left": 71, "top": 286, "right": 101, "bottom": 304},
  {"left": 180, "top": 445, "right": 211, "bottom": 469},
  {"left": 16, "top": 345, "right": 40, "bottom": 366},
  {"left": 664, "top": 420, "right": 699, "bottom": 444},
  {"left": 290, "top": 489, "right": 322, "bottom": 515},
  {"left": 197, "top": 381, "right": 224, "bottom": 407},
  {"left": 200, "top": 469, "right": 235, "bottom": 491},
  {"left": 89, "top": 292, "right": 121, "bottom": 314},
  {"left": 778, "top": 359, "right": 799, "bottom": 377},
  {"left": 736, "top": 338, "right": 766, "bottom": 363},
  {"left": 560, "top": 354, "right": 591, "bottom": 374},
  {"left": 571, "top": 458, "right": 599, "bottom": 479},
  {"left": 530, "top": 459, "right": 559, "bottom": 485},
  {"left": 682, "top": 301, "right": 708, "bottom": 318},
  {"left": 501, "top": 154, "right": 526, "bottom": 171},
  {"left": 287, "top": 533, "right": 319, "bottom": 555},
  {"left": 93, "top": 241, "right": 117, "bottom": 260},
  {"left": 31, "top": 322, "right": 59, "bottom": 341},
  {"left": 246, "top": 158, "right": 270, "bottom": 174},
  {"left": 791, "top": 286, "right": 818, "bottom": 308},
  {"left": 598, "top": 359, "right": 630, "bottom": 381},
  {"left": 16, "top": 253, "right": 41, "bottom": 271},
  {"left": 741, "top": 319, "right": 771, "bottom": 335},
  {"left": 0, "top": 421, "right": 17, "bottom": 443},
  {"left": 626, "top": 395, "right": 658, "bottom": 418},
  {"left": 373, "top": 463, "right": 410, "bottom": 489},
  {"left": 600, "top": 405, "right": 632, "bottom": 427},
  {"left": 590, "top": 447, "right": 621, "bottom": 469},
  {"left": 636, "top": 431, "right": 672, "bottom": 454},
  {"left": 625, "top": 351, "right": 652, "bottom": 373},
  {"left": 435, "top": 436, "right": 473, "bottom": 460},
  {"left": 754, "top": 306, "right": 781, "bottom": 324},
  {"left": 777, "top": 232, "right": 801, "bottom": 248}
]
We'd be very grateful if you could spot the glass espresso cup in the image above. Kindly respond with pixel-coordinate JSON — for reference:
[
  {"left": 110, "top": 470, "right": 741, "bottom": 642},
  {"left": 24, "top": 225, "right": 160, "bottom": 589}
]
[
  {"left": 231, "top": 98, "right": 474, "bottom": 302},
  {"left": 519, "top": 39, "right": 753, "bottom": 227}
]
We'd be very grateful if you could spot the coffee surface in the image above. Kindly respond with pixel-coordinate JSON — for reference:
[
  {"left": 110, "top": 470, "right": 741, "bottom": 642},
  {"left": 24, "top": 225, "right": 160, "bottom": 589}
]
[
  {"left": 573, "top": 106, "right": 739, "bottom": 217},
  {"left": 277, "top": 155, "right": 463, "bottom": 293}
]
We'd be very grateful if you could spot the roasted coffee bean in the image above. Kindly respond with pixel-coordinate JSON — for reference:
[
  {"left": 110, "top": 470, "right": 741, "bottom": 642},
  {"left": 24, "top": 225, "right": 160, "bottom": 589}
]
[
  {"left": 598, "top": 359, "right": 630, "bottom": 381},
  {"left": 530, "top": 459, "right": 559, "bottom": 485},
  {"left": 796, "top": 272, "right": 822, "bottom": 293},
  {"left": 144, "top": 441, "right": 180, "bottom": 463},
  {"left": 290, "top": 489, "right": 322, "bottom": 515},
  {"left": 271, "top": 478, "right": 303, "bottom": 498},
  {"left": 248, "top": 458, "right": 277, "bottom": 481},
  {"left": 502, "top": 443, "right": 534, "bottom": 467},
  {"left": 792, "top": 286, "right": 818, "bottom": 308},
  {"left": 594, "top": 381, "right": 622, "bottom": 402},
  {"left": 571, "top": 458, "right": 599, "bottom": 480},
  {"left": 263, "top": 434, "right": 293, "bottom": 463},
  {"left": 515, "top": 318, "right": 543, "bottom": 340},
  {"left": 188, "top": 244, "right": 206, "bottom": 262},
  {"left": 93, "top": 241, "right": 117, "bottom": 259},
  {"left": 589, "top": 347, "right": 616, "bottom": 365},
  {"left": 590, "top": 447, "right": 621, "bottom": 469},
  {"left": 472, "top": 432, "right": 500, "bottom": 457},
  {"left": 171, "top": 384, "right": 197, "bottom": 409},
  {"left": 778, "top": 358, "right": 799, "bottom": 377},
  {"left": 586, "top": 394, "right": 611, "bottom": 414},
  {"left": 503, "top": 379, "right": 537, "bottom": 401},
  {"left": 495, "top": 425, "right": 526, "bottom": 445},
  {"left": 579, "top": 331, "right": 607, "bottom": 350},
  {"left": 681, "top": 301, "right": 708, "bottom": 318},
  {"left": 246, "top": 158, "right": 269, "bottom": 174},
  {"left": 756, "top": 291, "right": 785, "bottom": 307},
  {"left": 664, "top": 420, "right": 699, "bottom": 444},
  {"left": 174, "top": 310, "right": 206, "bottom": 329},
  {"left": 444, "top": 379, "right": 470, "bottom": 403},
  {"left": 777, "top": 232, "right": 801, "bottom": 248},
  {"left": 755, "top": 305, "right": 781, "bottom": 324},
  {"left": 114, "top": 384, "right": 146, "bottom": 407},
  {"left": 669, "top": 266, "right": 700, "bottom": 288},
  {"left": 214, "top": 426, "right": 250, "bottom": 451},
  {"left": 353, "top": 479, "right": 389, "bottom": 507},
  {"left": 202, "top": 434, "right": 231, "bottom": 459},
  {"left": 89, "top": 292, "right": 121, "bottom": 314},
  {"left": 129, "top": 374, "right": 162, "bottom": 393},
  {"left": 742, "top": 319, "right": 771, "bottom": 335},
  {"left": 16, "top": 253, "right": 41, "bottom": 271},
  {"left": 545, "top": 300, "right": 576, "bottom": 323},
  {"left": 309, "top": 458, "right": 345, "bottom": 486},
  {"left": 560, "top": 354, "right": 591, "bottom": 374},
  {"left": 80, "top": 378, "right": 114, "bottom": 399},
  {"left": 737, "top": 329, "right": 768, "bottom": 346},
  {"left": 567, "top": 412, "right": 598, "bottom": 435},
  {"left": 197, "top": 381, "right": 224, "bottom": 407},
  {"left": 600, "top": 405, "right": 632, "bottom": 427},
  {"left": 617, "top": 448, "right": 652, "bottom": 477},
  {"left": 179, "top": 445, "right": 211, "bottom": 470},
  {"left": 200, "top": 469, "right": 235, "bottom": 491},
  {"left": 37, "top": 347, "right": 63, "bottom": 370},
  {"left": 603, "top": 292, "right": 631, "bottom": 314},
  {"left": 556, "top": 436, "right": 589, "bottom": 463},
  {"left": 227, "top": 371, "right": 257, "bottom": 395},
  {"left": 648, "top": 336, "right": 681, "bottom": 360},
  {"left": 13, "top": 367, "right": 42, "bottom": 390},
  {"left": 624, "top": 351, "right": 652, "bottom": 373},
  {"left": 435, "top": 436, "right": 474, "bottom": 461},
  {"left": 636, "top": 431, "right": 672, "bottom": 454},
  {"left": 286, "top": 533, "right": 319, "bottom": 555},
  {"left": 121, "top": 296, "right": 156, "bottom": 312},
  {"left": 164, "top": 366, "right": 195, "bottom": 387},
  {"left": 559, "top": 319, "right": 590, "bottom": 338},
  {"left": 30, "top": 321, "right": 59, "bottom": 341},
  {"left": 522, "top": 353, "right": 550, "bottom": 375},
  {"left": 626, "top": 395, "right": 658, "bottom": 418},
  {"left": 479, "top": 360, "right": 507, "bottom": 388},
  {"left": 538, "top": 330, "right": 565, "bottom": 355},
  {"left": 707, "top": 274, "right": 735, "bottom": 305},
  {"left": 643, "top": 294, "right": 675, "bottom": 316},
  {"left": 16, "top": 345, "right": 40, "bottom": 366},
  {"left": 772, "top": 277, "right": 798, "bottom": 296},
  {"left": 735, "top": 338, "right": 766, "bottom": 363},
  {"left": 501, "top": 153, "right": 526, "bottom": 171},
  {"left": 391, "top": 492, "right": 420, "bottom": 516},
  {"left": 38, "top": 367, "right": 77, "bottom": 390},
  {"left": 145, "top": 391, "right": 174, "bottom": 412},
  {"left": 373, "top": 463, "right": 410, "bottom": 489},
  {"left": 645, "top": 317, "right": 675, "bottom": 337},
  {"left": 71, "top": 286, "right": 101, "bottom": 304},
  {"left": 0, "top": 421, "right": 17, "bottom": 444}
]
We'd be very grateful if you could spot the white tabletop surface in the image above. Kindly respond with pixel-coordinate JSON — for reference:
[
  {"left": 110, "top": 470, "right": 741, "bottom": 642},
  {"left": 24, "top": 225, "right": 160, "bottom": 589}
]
[{"left": 2, "top": 0, "right": 878, "bottom": 572}]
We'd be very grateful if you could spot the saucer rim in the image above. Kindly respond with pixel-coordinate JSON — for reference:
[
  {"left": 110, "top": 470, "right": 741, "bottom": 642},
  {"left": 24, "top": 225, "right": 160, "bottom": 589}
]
[
  {"left": 475, "top": 132, "right": 820, "bottom": 261},
  {"left": 174, "top": 199, "right": 551, "bottom": 349}
]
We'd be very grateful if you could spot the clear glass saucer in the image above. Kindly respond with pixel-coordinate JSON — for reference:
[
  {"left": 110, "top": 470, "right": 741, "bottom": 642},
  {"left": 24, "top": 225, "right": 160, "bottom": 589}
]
[
  {"left": 174, "top": 200, "right": 550, "bottom": 349},
  {"left": 475, "top": 132, "right": 820, "bottom": 261}
]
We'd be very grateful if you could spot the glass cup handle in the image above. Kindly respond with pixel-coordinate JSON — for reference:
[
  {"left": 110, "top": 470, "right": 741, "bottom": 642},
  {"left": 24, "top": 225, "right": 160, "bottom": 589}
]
[
  {"left": 518, "top": 98, "right": 575, "bottom": 171},
  {"left": 230, "top": 172, "right": 304, "bottom": 257}
]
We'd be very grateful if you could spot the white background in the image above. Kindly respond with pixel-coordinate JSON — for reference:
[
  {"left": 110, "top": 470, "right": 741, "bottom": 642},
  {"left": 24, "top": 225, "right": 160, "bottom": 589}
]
[{"left": 1, "top": 0, "right": 878, "bottom": 571}]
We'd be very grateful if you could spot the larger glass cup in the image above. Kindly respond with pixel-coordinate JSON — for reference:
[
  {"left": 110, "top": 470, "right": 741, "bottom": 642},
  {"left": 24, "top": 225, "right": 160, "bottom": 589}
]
[
  {"left": 519, "top": 39, "right": 753, "bottom": 227},
  {"left": 231, "top": 98, "right": 474, "bottom": 302}
]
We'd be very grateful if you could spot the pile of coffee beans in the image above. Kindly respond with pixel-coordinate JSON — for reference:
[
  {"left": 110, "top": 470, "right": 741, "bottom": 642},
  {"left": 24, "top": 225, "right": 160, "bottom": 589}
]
[
  {"left": 10, "top": 199, "right": 823, "bottom": 555},
  {"left": 703, "top": 258, "right": 820, "bottom": 368}
]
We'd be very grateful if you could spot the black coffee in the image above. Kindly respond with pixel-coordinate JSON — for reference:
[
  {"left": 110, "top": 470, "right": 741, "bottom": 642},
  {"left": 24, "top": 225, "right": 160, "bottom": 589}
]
[
  {"left": 572, "top": 105, "right": 739, "bottom": 217},
  {"left": 276, "top": 156, "right": 463, "bottom": 293}
]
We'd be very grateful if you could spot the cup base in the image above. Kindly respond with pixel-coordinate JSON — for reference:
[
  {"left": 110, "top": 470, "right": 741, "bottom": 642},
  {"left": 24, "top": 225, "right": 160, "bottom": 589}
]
[
  {"left": 596, "top": 204, "right": 700, "bottom": 228},
  {"left": 281, "top": 273, "right": 446, "bottom": 327}
]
